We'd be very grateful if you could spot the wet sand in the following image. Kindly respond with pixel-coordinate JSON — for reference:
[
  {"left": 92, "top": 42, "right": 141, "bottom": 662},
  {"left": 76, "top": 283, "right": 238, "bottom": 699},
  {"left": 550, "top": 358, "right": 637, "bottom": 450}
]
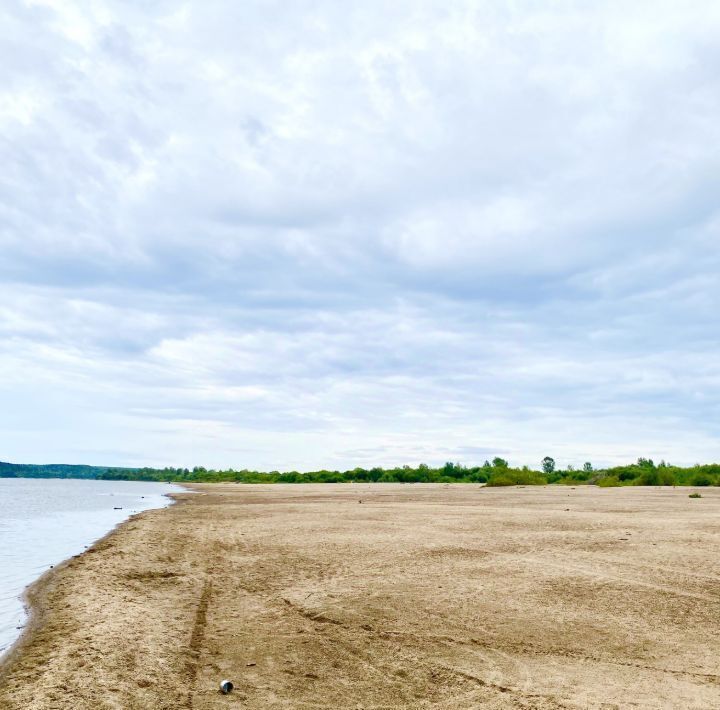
[{"left": 0, "top": 483, "right": 718, "bottom": 709}]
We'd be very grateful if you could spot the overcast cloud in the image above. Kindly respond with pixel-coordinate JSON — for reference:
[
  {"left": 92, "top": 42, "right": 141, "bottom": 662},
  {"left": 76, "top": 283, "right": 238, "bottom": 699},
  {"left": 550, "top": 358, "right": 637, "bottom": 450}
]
[{"left": 1, "top": 0, "right": 719, "bottom": 470}]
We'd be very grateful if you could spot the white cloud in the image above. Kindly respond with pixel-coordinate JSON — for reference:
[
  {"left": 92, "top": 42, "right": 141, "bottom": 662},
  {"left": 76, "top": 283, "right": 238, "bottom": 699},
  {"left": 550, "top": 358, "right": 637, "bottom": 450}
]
[{"left": 1, "top": 0, "right": 719, "bottom": 469}]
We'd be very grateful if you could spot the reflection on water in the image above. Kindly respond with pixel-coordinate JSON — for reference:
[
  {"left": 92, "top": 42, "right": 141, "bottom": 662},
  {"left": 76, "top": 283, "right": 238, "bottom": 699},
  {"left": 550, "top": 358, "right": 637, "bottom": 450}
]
[{"left": 0, "top": 478, "right": 180, "bottom": 658}]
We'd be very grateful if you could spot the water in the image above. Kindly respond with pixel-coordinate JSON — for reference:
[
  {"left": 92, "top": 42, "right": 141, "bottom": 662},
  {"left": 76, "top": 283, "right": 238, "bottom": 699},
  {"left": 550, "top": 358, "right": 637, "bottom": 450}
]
[{"left": 0, "top": 478, "right": 180, "bottom": 658}]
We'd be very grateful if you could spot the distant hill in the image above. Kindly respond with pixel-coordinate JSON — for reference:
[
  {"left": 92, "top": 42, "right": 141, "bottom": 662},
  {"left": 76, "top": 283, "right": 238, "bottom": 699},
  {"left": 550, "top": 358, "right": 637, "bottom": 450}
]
[{"left": 0, "top": 461, "right": 140, "bottom": 479}]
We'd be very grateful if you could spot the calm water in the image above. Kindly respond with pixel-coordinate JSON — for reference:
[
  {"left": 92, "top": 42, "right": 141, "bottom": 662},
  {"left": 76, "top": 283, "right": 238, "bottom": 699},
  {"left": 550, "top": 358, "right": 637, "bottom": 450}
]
[{"left": 0, "top": 478, "right": 180, "bottom": 658}]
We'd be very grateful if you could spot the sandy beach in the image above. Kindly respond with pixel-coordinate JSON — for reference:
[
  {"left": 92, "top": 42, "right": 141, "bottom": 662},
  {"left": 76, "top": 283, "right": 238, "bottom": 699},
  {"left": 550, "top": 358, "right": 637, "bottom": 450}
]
[{"left": 0, "top": 483, "right": 718, "bottom": 709}]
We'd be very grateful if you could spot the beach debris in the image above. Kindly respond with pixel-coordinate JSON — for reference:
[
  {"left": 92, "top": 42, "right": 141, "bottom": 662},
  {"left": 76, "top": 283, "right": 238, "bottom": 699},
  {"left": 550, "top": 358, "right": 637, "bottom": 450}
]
[
  {"left": 113, "top": 507, "right": 123, "bottom": 510},
  {"left": 220, "top": 679, "right": 234, "bottom": 694},
  {"left": 246, "top": 662, "right": 256, "bottom": 667}
]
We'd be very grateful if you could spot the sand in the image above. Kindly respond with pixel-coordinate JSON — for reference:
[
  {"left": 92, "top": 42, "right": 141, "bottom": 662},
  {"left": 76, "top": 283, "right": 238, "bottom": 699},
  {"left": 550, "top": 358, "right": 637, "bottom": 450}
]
[{"left": 0, "top": 483, "right": 718, "bottom": 709}]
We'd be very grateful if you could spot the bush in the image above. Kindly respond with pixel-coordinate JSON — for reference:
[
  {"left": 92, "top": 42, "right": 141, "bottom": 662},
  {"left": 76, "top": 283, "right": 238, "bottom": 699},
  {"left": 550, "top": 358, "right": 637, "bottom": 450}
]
[
  {"left": 690, "top": 473, "right": 713, "bottom": 487},
  {"left": 636, "top": 469, "right": 676, "bottom": 486},
  {"left": 597, "top": 475, "right": 620, "bottom": 487},
  {"left": 486, "top": 470, "right": 547, "bottom": 487},
  {"left": 486, "top": 474, "right": 514, "bottom": 487},
  {"left": 689, "top": 493, "right": 702, "bottom": 498}
]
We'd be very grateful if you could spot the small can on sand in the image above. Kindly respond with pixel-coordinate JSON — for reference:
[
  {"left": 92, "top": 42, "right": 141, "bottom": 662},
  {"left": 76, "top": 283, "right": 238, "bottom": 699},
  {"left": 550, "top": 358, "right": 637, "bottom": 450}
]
[{"left": 220, "top": 679, "right": 234, "bottom": 694}]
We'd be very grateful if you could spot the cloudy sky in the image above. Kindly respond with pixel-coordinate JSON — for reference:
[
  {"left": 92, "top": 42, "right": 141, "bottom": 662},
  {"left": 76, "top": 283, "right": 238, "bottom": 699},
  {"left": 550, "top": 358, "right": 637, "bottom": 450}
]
[{"left": 2, "top": 1, "right": 719, "bottom": 471}]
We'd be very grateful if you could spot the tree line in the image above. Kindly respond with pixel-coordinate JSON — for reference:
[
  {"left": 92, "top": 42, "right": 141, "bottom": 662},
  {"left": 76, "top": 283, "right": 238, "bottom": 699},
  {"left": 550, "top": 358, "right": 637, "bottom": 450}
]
[{"left": 2, "top": 457, "right": 719, "bottom": 487}]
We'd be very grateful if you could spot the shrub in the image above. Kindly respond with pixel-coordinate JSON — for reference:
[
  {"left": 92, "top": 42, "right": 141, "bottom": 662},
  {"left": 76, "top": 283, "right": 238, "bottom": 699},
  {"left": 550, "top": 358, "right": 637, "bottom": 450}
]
[
  {"left": 689, "top": 493, "right": 702, "bottom": 498},
  {"left": 690, "top": 473, "right": 713, "bottom": 487},
  {"left": 486, "top": 474, "right": 513, "bottom": 487},
  {"left": 636, "top": 469, "right": 676, "bottom": 486},
  {"left": 486, "top": 470, "right": 547, "bottom": 487},
  {"left": 597, "top": 475, "right": 620, "bottom": 487}
]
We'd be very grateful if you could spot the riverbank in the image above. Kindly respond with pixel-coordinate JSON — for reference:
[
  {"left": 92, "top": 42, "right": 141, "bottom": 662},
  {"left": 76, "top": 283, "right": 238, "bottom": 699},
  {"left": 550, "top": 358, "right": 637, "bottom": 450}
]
[
  {"left": 0, "top": 479, "right": 180, "bottom": 664},
  {"left": 0, "top": 484, "right": 718, "bottom": 708}
]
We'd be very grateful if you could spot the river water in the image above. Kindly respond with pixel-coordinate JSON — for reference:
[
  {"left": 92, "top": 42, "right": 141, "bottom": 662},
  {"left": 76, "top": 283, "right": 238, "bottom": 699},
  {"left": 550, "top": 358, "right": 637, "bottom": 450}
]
[{"left": 0, "top": 477, "right": 180, "bottom": 659}]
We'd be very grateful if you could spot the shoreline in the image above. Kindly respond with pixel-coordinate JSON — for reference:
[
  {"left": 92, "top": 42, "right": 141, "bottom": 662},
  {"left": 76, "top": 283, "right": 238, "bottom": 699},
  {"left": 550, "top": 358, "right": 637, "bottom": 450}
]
[{"left": 0, "top": 489, "right": 188, "bottom": 683}]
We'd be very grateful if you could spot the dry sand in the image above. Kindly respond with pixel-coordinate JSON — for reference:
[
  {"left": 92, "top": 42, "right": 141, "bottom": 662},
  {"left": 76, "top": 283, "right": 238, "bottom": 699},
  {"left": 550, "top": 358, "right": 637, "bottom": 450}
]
[{"left": 0, "top": 483, "right": 719, "bottom": 709}]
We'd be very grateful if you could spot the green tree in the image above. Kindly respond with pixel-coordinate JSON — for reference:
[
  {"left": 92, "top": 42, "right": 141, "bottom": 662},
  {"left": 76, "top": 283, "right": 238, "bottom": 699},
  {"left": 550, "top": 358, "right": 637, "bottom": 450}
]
[{"left": 542, "top": 456, "right": 555, "bottom": 474}]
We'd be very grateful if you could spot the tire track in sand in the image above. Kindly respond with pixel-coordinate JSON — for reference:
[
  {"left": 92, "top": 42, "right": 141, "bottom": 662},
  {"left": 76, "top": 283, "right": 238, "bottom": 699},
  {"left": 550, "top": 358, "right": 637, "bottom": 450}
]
[
  {"left": 184, "top": 577, "right": 213, "bottom": 709},
  {"left": 281, "top": 597, "right": 567, "bottom": 708}
]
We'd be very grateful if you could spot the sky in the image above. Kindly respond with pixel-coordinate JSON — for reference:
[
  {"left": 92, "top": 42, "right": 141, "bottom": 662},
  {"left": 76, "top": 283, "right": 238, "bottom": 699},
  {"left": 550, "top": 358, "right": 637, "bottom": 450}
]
[{"left": 1, "top": 1, "right": 719, "bottom": 471}]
